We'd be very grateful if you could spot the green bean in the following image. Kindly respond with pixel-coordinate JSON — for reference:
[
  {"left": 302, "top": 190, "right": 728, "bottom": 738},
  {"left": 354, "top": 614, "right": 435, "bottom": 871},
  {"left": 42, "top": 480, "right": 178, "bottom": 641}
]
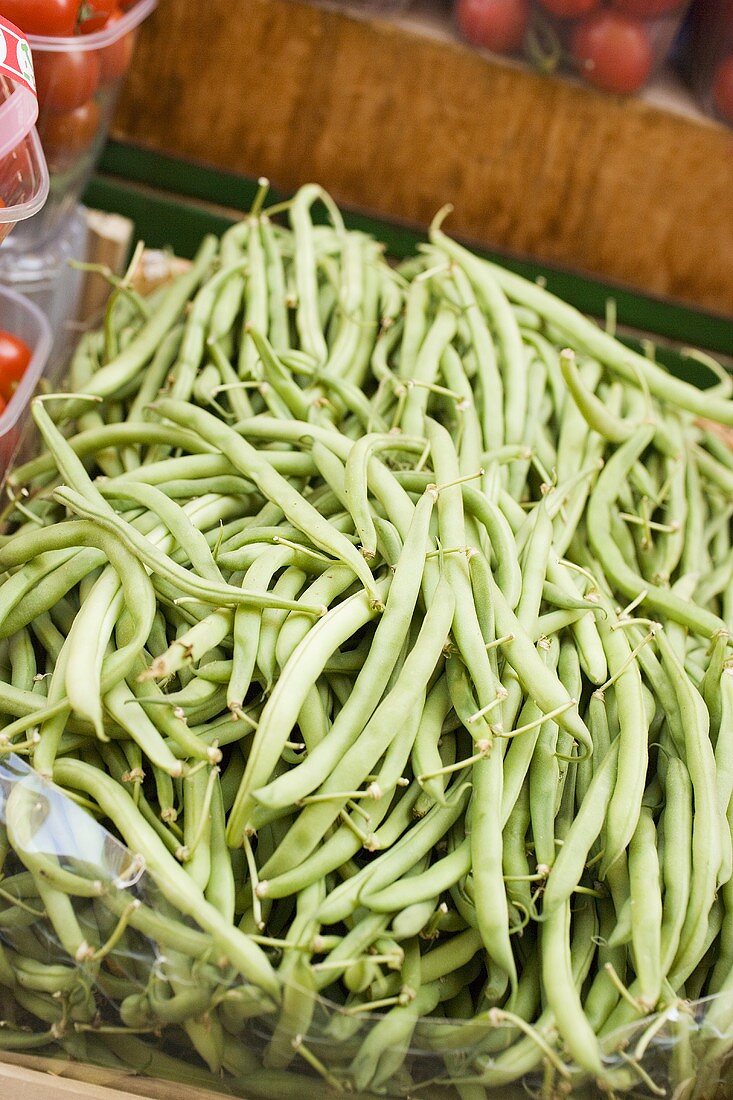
[
  {"left": 69, "top": 237, "right": 218, "bottom": 408},
  {"left": 8, "top": 628, "right": 36, "bottom": 694},
  {"left": 0, "top": 547, "right": 97, "bottom": 634},
  {"left": 52, "top": 759, "right": 279, "bottom": 999},
  {"left": 64, "top": 566, "right": 122, "bottom": 738},
  {"left": 446, "top": 266, "right": 503, "bottom": 451},
  {"left": 543, "top": 740, "right": 619, "bottom": 913},
  {"left": 125, "top": 324, "right": 185, "bottom": 429},
  {"left": 55, "top": 488, "right": 320, "bottom": 616},
  {"left": 228, "top": 575, "right": 390, "bottom": 842},
  {"left": 430, "top": 228, "right": 527, "bottom": 455},
  {"left": 344, "top": 433, "right": 424, "bottom": 560},
  {"left": 589, "top": 427, "right": 727, "bottom": 637},
  {"left": 401, "top": 304, "right": 458, "bottom": 436},
  {"left": 257, "top": 566, "right": 311, "bottom": 685},
  {"left": 411, "top": 674, "right": 453, "bottom": 806},
  {"left": 154, "top": 398, "right": 380, "bottom": 602},
  {"left": 559, "top": 348, "right": 633, "bottom": 443},
  {"left": 97, "top": 480, "right": 225, "bottom": 583},
  {"left": 290, "top": 185, "right": 344, "bottom": 362},
  {"left": 542, "top": 901, "right": 604, "bottom": 1077},
  {"left": 472, "top": 746, "right": 516, "bottom": 989},
  {"left": 474, "top": 247, "right": 733, "bottom": 426},
  {"left": 594, "top": 598, "right": 650, "bottom": 875},
  {"left": 362, "top": 840, "right": 471, "bottom": 914},
  {"left": 658, "top": 631, "right": 722, "bottom": 988},
  {"left": 260, "top": 578, "right": 455, "bottom": 886},
  {"left": 515, "top": 503, "right": 553, "bottom": 638},
  {"left": 717, "top": 667, "right": 733, "bottom": 815},
  {"left": 479, "top": 565, "right": 593, "bottom": 754},
  {"left": 628, "top": 806, "right": 663, "bottom": 1011},
  {"left": 316, "top": 779, "right": 470, "bottom": 926},
  {"left": 228, "top": 545, "right": 293, "bottom": 713}
]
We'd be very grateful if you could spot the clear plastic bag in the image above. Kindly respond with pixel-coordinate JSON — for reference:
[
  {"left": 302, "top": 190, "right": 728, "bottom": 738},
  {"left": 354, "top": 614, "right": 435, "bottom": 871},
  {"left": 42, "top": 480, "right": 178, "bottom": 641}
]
[{"left": 0, "top": 753, "right": 731, "bottom": 1099}]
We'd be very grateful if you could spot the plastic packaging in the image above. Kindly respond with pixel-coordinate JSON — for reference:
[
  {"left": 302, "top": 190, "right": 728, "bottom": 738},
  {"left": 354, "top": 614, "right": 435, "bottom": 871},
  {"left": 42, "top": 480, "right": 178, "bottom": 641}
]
[
  {"left": 0, "top": 17, "right": 49, "bottom": 244},
  {"left": 0, "top": 284, "right": 51, "bottom": 467},
  {"left": 454, "top": 0, "right": 692, "bottom": 95},
  {"left": 678, "top": 0, "right": 733, "bottom": 126},
  {"left": 0, "top": 201, "right": 87, "bottom": 364},
  {"left": 2, "top": 0, "right": 156, "bottom": 252},
  {"left": 0, "top": 753, "right": 729, "bottom": 1098}
]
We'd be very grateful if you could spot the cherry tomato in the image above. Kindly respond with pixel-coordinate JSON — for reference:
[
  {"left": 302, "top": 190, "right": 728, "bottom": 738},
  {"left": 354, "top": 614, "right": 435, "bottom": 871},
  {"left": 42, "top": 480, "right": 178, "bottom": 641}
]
[
  {"left": 0, "top": 330, "right": 31, "bottom": 403},
  {"left": 611, "top": 0, "right": 684, "bottom": 15},
  {"left": 34, "top": 49, "right": 100, "bottom": 112},
  {"left": 98, "top": 11, "right": 135, "bottom": 81},
  {"left": 41, "top": 98, "right": 101, "bottom": 168},
  {"left": 455, "top": 0, "right": 529, "bottom": 53},
  {"left": 713, "top": 55, "right": 733, "bottom": 125},
  {"left": 571, "top": 11, "right": 653, "bottom": 93},
  {"left": 537, "top": 0, "right": 600, "bottom": 17},
  {"left": 79, "top": 0, "right": 119, "bottom": 33},
  {"left": 0, "top": 0, "right": 80, "bottom": 36}
]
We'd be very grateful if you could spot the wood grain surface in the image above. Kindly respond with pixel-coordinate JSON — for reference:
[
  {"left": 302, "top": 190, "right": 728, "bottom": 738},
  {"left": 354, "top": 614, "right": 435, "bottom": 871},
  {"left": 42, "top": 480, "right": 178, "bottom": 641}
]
[
  {"left": 112, "top": 0, "right": 733, "bottom": 317},
  {"left": 0, "top": 1053, "right": 230, "bottom": 1100}
]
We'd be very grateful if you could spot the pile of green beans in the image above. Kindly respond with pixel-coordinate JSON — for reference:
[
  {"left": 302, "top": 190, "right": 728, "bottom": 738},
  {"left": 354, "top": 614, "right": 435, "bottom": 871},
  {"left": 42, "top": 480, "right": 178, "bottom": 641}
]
[{"left": 0, "top": 182, "right": 732, "bottom": 1098}]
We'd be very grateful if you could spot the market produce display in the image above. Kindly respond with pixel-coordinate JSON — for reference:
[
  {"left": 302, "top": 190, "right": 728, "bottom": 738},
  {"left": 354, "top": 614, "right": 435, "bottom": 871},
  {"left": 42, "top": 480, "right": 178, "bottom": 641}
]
[
  {"left": 0, "top": 184, "right": 732, "bottom": 1097},
  {"left": 0, "top": 0, "right": 155, "bottom": 245},
  {"left": 455, "top": 0, "right": 691, "bottom": 94}
]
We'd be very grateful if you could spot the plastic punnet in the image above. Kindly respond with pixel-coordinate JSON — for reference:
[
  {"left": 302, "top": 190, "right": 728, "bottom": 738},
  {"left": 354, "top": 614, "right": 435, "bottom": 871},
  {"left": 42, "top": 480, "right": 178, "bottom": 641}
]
[
  {"left": 0, "top": 284, "right": 51, "bottom": 467},
  {"left": 0, "top": 16, "right": 48, "bottom": 244},
  {"left": 3, "top": 0, "right": 156, "bottom": 250}
]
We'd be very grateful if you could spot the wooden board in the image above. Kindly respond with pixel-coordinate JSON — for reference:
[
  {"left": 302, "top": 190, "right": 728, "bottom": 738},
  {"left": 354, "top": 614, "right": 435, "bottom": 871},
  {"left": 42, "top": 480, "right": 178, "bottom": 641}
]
[
  {"left": 113, "top": 0, "right": 733, "bottom": 318},
  {"left": 0, "top": 1054, "right": 229, "bottom": 1100}
]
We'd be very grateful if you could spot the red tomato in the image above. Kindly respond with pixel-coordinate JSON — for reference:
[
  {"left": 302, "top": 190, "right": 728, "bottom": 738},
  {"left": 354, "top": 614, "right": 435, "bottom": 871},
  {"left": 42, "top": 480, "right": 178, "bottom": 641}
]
[
  {"left": 0, "top": 330, "right": 31, "bottom": 403},
  {"left": 41, "top": 98, "right": 101, "bottom": 167},
  {"left": 79, "top": 0, "right": 119, "bottom": 32},
  {"left": 713, "top": 55, "right": 733, "bottom": 124},
  {"left": 571, "top": 11, "right": 653, "bottom": 93},
  {"left": 34, "top": 49, "right": 100, "bottom": 111},
  {"left": 0, "top": 0, "right": 80, "bottom": 36},
  {"left": 611, "top": 0, "right": 684, "bottom": 15},
  {"left": 537, "top": 0, "right": 600, "bottom": 17},
  {"left": 98, "top": 12, "right": 135, "bottom": 81},
  {"left": 455, "top": 0, "right": 529, "bottom": 53}
]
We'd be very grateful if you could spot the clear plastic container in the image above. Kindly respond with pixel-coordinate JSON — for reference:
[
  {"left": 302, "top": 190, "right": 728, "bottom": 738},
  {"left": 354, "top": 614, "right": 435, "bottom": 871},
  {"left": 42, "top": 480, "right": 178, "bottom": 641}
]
[
  {"left": 525, "top": 0, "right": 693, "bottom": 92},
  {"left": 0, "top": 284, "right": 52, "bottom": 468},
  {"left": 454, "top": 0, "right": 693, "bottom": 94},
  {"left": 679, "top": 0, "right": 733, "bottom": 126},
  {"left": 0, "top": 200, "right": 87, "bottom": 358},
  {"left": 0, "top": 19, "right": 49, "bottom": 244},
  {"left": 3, "top": 0, "right": 156, "bottom": 252}
]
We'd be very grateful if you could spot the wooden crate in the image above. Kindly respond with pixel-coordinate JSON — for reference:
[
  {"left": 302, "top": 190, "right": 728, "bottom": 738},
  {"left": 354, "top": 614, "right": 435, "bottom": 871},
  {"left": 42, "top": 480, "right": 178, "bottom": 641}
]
[{"left": 112, "top": 0, "right": 733, "bottom": 317}]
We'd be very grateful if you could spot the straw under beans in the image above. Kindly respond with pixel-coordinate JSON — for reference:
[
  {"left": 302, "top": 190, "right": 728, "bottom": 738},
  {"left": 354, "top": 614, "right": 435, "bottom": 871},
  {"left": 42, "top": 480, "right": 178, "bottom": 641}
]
[{"left": 0, "top": 182, "right": 731, "bottom": 1096}]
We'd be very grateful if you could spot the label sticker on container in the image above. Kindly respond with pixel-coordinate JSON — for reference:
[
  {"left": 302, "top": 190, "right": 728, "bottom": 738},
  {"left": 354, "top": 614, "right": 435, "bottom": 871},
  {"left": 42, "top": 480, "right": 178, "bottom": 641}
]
[{"left": 0, "top": 17, "right": 36, "bottom": 96}]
